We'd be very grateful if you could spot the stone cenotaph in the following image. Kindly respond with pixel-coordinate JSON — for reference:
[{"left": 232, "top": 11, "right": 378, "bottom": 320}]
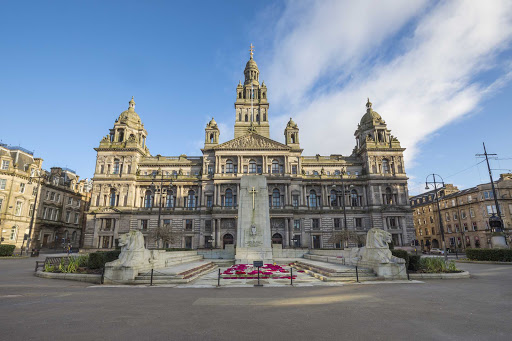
[{"left": 235, "top": 175, "right": 273, "bottom": 264}]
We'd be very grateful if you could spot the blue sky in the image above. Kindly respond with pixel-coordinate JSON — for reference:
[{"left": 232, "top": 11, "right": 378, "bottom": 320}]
[{"left": 1, "top": 0, "right": 511, "bottom": 195}]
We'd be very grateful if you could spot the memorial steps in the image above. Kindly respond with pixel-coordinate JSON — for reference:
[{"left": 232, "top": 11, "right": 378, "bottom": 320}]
[{"left": 291, "top": 259, "right": 378, "bottom": 282}]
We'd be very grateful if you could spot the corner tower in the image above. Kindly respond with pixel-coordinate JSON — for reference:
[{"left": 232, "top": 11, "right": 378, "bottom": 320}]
[{"left": 234, "top": 44, "right": 269, "bottom": 138}]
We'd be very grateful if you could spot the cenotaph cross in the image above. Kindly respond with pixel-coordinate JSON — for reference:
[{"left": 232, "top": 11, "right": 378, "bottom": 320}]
[{"left": 249, "top": 186, "right": 258, "bottom": 210}]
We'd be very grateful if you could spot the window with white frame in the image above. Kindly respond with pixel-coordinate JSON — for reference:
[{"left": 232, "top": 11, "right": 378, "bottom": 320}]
[
  {"left": 29, "top": 203, "right": 34, "bottom": 217},
  {"left": 1, "top": 160, "right": 9, "bottom": 170},
  {"left": 0, "top": 179, "right": 6, "bottom": 190},
  {"left": 74, "top": 213, "right": 79, "bottom": 224},
  {"left": 10, "top": 227, "right": 17, "bottom": 240},
  {"left": 19, "top": 183, "right": 25, "bottom": 193},
  {"left": 15, "top": 201, "right": 23, "bottom": 216},
  {"left": 470, "top": 208, "right": 475, "bottom": 218},
  {"left": 66, "top": 211, "right": 71, "bottom": 223}
]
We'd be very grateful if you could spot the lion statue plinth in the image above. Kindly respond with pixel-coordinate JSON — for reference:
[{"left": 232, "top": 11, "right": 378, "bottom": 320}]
[
  {"left": 107, "top": 230, "right": 160, "bottom": 268},
  {"left": 356, "top": 228, "right": 405, "bottom": 264}
]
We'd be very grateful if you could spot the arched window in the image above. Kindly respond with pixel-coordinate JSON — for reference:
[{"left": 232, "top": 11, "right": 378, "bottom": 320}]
[
  {"left": 113, "top": 159, "right": 120, "bottom": 174},
  {"left": 187, "top": 190, "right": 196, "bottom": 208},
  {"left": 350, "top": 189, "right": 359, "bottom": 207},
  {"left": 210, "top": 133, "right": 214, "bottom": 143},
  {"left": 144, "top": 190, "right": 153, "bottom": 208},
  {"left": 272, "top": 188, "right": 281, "bottom": 207},
  {"left": 109, "top": 188, "right": 116, "bottom": 206},
  {"left": 309, "top": 190, "right": 317, "bottom": 208},
  {"left": 384, "top": 187, "right": 393, "bottom": 205},
  {"left": 225, "top": 159, "right": 234, "bottom": 173},
  {"left": 382, "top": 159, "right": 390, "bottom": 174},
  {"left": 71, "top": 231, "right": 77, "bottom": 242},
  {"left": 166, "top": 191, "right": 174, "bottom": 208},
  {"left": 249, "top": 159, "right": 257, "bottom": 173},
  {"left": 245, "top": 114, "right": 248, "bottom": 122},
  {"left": 291, "top": 134, "right": 295, "bottom": 144},
  {"left": 330, "top": 189, "right": 338, "bottom": 206},
  {"left": 225, "top": 189, "right": 233, "bottom": 207},
  {"left": 118, "top": 129, "right": 124, "bottom": 142},
  {"left": 272, "top": 160, "right": 279, "bottom": 174}
]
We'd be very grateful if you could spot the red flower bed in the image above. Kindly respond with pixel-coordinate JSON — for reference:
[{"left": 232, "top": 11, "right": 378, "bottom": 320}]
[{"left": 221, "top": 264, "right": 297, "bottom": 280}]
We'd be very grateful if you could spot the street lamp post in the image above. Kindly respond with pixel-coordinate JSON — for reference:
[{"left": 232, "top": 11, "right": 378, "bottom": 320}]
[
  {"left": 25, "top": 169, "right": 46, "bottom": 256},
  {"left": 425, "top": 174, "right": 448, "bottom": 263},
  {"left": 150, "top": 170, "right": 172, "bottom": 248}
]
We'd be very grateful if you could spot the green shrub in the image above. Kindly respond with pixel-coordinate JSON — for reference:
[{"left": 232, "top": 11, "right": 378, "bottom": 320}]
[
  {"left": 419, "top": 257, "right": 459, "bottom": 273},
  {"left": 87, "top": 250, "right": 121, "bottom": 269},
  {"left": 0, "top": 245, "right": 16, "bottom": 257},
  {"left": 408, "top": 255, "right": 422, "bottom": 272},
  {"left": 466, "top": 248, "right": 512, "bottom": 262},
  {"left": 391, "top": 249, "right": 409, "bottom": 267}
]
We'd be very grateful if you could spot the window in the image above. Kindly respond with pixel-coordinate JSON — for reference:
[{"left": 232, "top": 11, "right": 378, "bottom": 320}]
[
  {"left": 10, "top": 227, "right": 17, "bottom": 240},
  {"left": 100, "top": 165, "right": 104, "bottom": 174},
  {"left": 445, "top": 212, "right": 450, "bottom": 221},
  {"left": 449, "top": 237, "right": 456, "bottom": 246},
  {"left": 350, "top": 189, "right": 359, "bottom": 207},
  {"left": 292, "top": 165, "right": 297, "bottom": 175},
  {"left": 225, "top": 159, "right": 234, "bottom": 173},
  {"left": 15, "top": 201, "right": 23, "bottom": 216},
  {"left": 292, "top": 195, "right": 299, "bottom": 208},
  {"left": 50, "top": 192, "right": 55, "bottom": 201},
  {"left": 472, "top": 222, "right": 477, "bottom": 231},
  {"left": 447, "top": 225, "right": 452, "bottom": 233},
  {"left": 74, "top": 212, "right": 80, "bottom": 224},
  {"left": 309, "top": 190, "right": 317, "bottom": 208},
  {"left": 461, "top": 210, "right": 466, "bottom": 219},
  {"left": 1, "top": 160, "right": 9, "bottom": 170},
  {"left": 430, "top": 216, "right": 434, "bottom": 223},
  {"left": 334, "top": 218, "right": 341, "bottom": 230},
  {"left": 486, "top": 205, "right": 497, "bottom": 215},
  {"left": 470, "top": 208, "right": 475, "bottom": 218},
  {"left": 382, "top": 159, "right": 390, "bottom": 174},
  {"left": 224, "top": 189, "right": 233, "bottom": 207},
  {"left": 43, "top": 207, "right": 48, "bottom": 219},
  {"left": 468, "top": 195, "right": 473, "bottom": 202},
  {"left": 208, "top": 165, "right": 214, "bottom": 175},
  {"left": 383, "top": 187, "right": 393, "bottom": 205},
  {"left": 111, "top": 160, "right": 120, "bottom": 175},
  {"left": 388, "top": 217, "right": 397, "bottom": 228},
  {"left": 455, "top": 224, "right": 460, "bottom": 232},
  {"left": 109, "top": 189, "right": 116, "bottom": 207},
  {"left": 312, "top": 218, "right": 320, "bottom": 230},
  {"left": 163, "top": 219, "right": 171, "bottom": 226},
  {"left": 483, "top": 191, "right": 494, "bottom": 199},
  {"left": 185, "top": 219, "right": 193, "bottom": 230},
  {"left": 294, "top": 219, "right": 300, "bottom": 230},
  {"left": 0, "top": 198, "right": 3, "bottom": 211},
  {"left": 419, "top": 228, "right": 423, "bottom": 236},
  {"left": 249, "top": 160, "right": 257, "bottom": 173},
  {"left": 205, "top": 220, "right": 212, "bottom": 232},
  {"left": 206, "top": 195, "right": 213, "bottom": 208},
  {"left": 431, "top": 227, "right": 435, "bottom": 235},
  {"left": 19, "top": 183, "right": 25, "bottom": 193},
  {"left": 330, "top": 190, "right": 338, "bottom": 206},
  {"left": 272, "top": 189, "right": 280, "bottom": 207},
  {"left": 140, "top": 219, "right": 148, "bottom": 230},
  {"left": 166, "top": 191, "right": 174, "bottom": 208},
  {"left": 0, "top": 179, "right": 6, "bottom": 190},
  {"left": 463, "top": 223, "right": 468, "bottom": 232},
  {"left": 355, "top": 218, "right": 362, "bottom": 228},
  {"left": 424, "top": 228, "right": 429, "bottom": 236},
  {"left": 144, "top": 190, "right": 153, "bottom": 208},
  {"left": 451, "top": 199, "right": 456, "bottom": 207},
  {"left": 272, "top": 160, "right": 279, "bottom": 174},
  {"left": 68, "top": 197, "right": 73, "bottom": 205},
  {"left": 453, "top": 212, "right": 458, "bottom": 220},
  {"left": 66, "top": 211, "right": 71, "bottom": 223},
  {"left": 187, "top": 190, "right": 196, "bottom": 208},
  {"left": 54, "top": 209, "right": 59, "bottom": 221}
]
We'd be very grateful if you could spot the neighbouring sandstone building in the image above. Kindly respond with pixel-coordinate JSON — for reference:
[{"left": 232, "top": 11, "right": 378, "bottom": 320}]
[
  {"left": 0, "top": 143, "right": 91, "bottom": 251},
  {"left": 410, "top": 174, "right": 512, "bottom": 251},
  {"left": 83, "top": 50, "right": 414, "bottom": 251}
]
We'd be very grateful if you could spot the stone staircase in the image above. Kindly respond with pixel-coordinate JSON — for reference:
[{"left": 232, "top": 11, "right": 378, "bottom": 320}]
[
  {"left": 292, "top": 259, "right": 377, "bottom": 282},
  {"left": 134, "top": 260, "right": 218, "bottom": 284}
]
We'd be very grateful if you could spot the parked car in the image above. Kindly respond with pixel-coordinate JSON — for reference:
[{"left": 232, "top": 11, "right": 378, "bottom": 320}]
[{"left": 430, "top": 248, "right": 445, "bottom": 255}]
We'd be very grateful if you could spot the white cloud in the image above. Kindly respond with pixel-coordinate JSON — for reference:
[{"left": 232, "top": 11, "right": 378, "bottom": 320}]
[{"left": 263, "top": 0, "right": 512, "bottom": 166}]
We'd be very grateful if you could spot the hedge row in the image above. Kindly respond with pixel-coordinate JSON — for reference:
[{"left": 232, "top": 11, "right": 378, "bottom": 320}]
[
  {"left": 87, "top": 250, "right": 121, "bottom": 269},
  {"left": 390, "top": 250, "right": 423, "bottom": 271},
  {"left": 466, "top": 248, "right": 512, "bottom": 262},
  {"left": 391, "top": 249, "right": 409, "bottom": 267},
  {"left": 0, "top": 245, "right": 16, "bottom": 257}
]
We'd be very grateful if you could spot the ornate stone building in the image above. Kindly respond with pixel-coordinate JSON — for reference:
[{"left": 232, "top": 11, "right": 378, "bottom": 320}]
[
  {"left": 83, "top": 51, "right": 414, "bottom": 250},
  {"left": 0, "top": 144, "right": 90, "bottom": 251},
  {"left": 410, "top": 174, "right": 512, "bottom": 252}
]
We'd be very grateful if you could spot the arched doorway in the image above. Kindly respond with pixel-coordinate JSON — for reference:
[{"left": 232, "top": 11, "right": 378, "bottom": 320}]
[
  {"left": 223, "top": 234, "right": 234, "bottom": 249},
  {"left": 431, "top": 239, "right": 439, "bottom": 249},
  {"left": 272, "top": 233, "right": 283, "bottom": 245}
]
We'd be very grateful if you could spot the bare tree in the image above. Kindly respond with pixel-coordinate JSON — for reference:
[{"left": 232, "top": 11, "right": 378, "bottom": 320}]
[
  {"left": 149, "top": 224, "right": 181, "bottom": 249},
  {"left": 329, "top": 230, "right": 366, "bottom": 248}
]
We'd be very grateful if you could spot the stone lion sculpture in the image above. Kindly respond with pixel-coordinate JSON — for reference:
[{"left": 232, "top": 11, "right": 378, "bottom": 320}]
[
  {"left": 107, "top": 230, "right": 159, "bottom": 267},
  {"left": 352, "top": 228, "right": 405, "bottom": 264}
]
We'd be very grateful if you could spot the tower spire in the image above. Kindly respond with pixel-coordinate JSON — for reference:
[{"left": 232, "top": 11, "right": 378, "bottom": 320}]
[{"left": 249, "top": 43, "right": 254, "bottom": 59}]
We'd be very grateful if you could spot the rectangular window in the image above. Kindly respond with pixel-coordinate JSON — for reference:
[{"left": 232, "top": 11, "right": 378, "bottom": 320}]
[
  {"left": 472, "top": 222, "right": 477, "bottom": 231},
  {"left": 208, "top": 165, "right": 214, "bottom": 174},
  {"left": 487, "top": 205, "right": 497, "bottom": 215},
  {"left": 66, "top": 211, "right": 71, "bottom": 223},
  {"left": 163, "top": 219, "right": 171, "bottom": 226},
  {"left": 470, "top": 208, "right": 475, "bottom": 218},
  {"left": 10, "top": 227, "right": 16, "bottom": 240},
  {"left": 447, "top": 225, "right": 452, "bottom": 233},
  {"left": 56, "top": 194, "right": 60, "bottom": 202},
  {"left": 1, "top": 160, "right": 9, "bottom": 170},
  {"left": 206, "top": 195, "right": 213, "bottom": 208},
  {"left": 29, "top": 204, "right": 34, "bottom": 217},
  {"left": 0, "top": 179, "right": 6, "bottom": 190},
  {"left": 32, "top": 186, "right": 38, "bottom": 196},
  {"left": 205, "top": 220, "right": 212, "bottom": 232},
  {"left": 419, "top": 228, "right": 423, "bottom": 236},
  {"left": 19, "top": 183, "right": 25, "bottom": 193},
  {"left": 43, "top": 207, "right": 48, "bottom": 219},
  {"left": 292, "top": 165, "right": 297, "bottom": 175},
  {"left": 77, "top": 200, "right": 81, "bottom": 208},
  {"left": 449, "top": 237, "right": 456, "bottom": 246},
  {"left": 445, "top": 212, "right": 450, "bottom": 221},
  {"left": 389, "top": 217, "right": 397, "bottom": 228},
  {"left": 334, "top": 218, "right": 341, "bottom": 230},
  {"left": 74, "top": 213, "right": 79, "bottom": 224},
  {"left": 54, "top": 209, "right": 59, "bottom": 221},
  {"left": 451, "top": 199, "right": 456, "bottom": 207},
  {"left": 461, "top": 210, "right": 466, "bottom": 219},
  {"left": 68, "top": 197, "right": 73, "bottom": 205},
  {"left": 468, "top": 195, "right": 472, "bottom": 202},
  {"left": 463, "top": 223, "right": 468, "bottom": 232},
  {"left": 455, "top": 224, "right": 460, "bottom": 232},
  {"left": 293, "top": 219, "right": 300, "bottom": 230},
  {"left": 15, "top": 201, "right": 23, "bottom": 216},
  {"left": 453, "top": 212, "right": 458, "bottom": 220},
  {"left": 312, "top": 218, "right": 320, "bottom": 230},
  {"left": 484, "top": 191, "right": 494, "bottom": 199},
  {"left": 0, "top": 198, "right": 3, "bottom": 211},
  {"left": 355, "top": 217, "right": 362, "bottom": 228},
  {"left": 50, "top": 192, "right": 55, "bottom": 201},
  {"left": 185, "top": 219, "right": 193, "bottom": 230},
  {"left": 140, "top": 219, "right": 148, "bottom": 230},
  {"left": 292, "top": 195, "right": 299, "bottom": 208}
]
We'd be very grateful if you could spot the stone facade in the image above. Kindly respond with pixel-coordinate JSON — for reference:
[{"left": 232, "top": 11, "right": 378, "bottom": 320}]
[
  {"left": 0, "top": 145, "right": 91, "bottom": 251},
  {"left": 410, "top": 174, "right": 512, "bottom": 251},
  {"left": 83, "top": 51, "right": 414, "bottom": 251}
]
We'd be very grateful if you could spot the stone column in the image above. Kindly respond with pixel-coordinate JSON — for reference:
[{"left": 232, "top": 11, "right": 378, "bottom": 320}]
[
  {"left": 216, "top": 219, "right": 221, "bottom": 247},
  {"left": 284, "top": 219, "right": 289, "bottom": 248}
]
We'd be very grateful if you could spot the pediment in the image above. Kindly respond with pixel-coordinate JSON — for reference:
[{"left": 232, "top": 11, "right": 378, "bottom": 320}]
[
  {"left": 213, "top": 133, "right": 291, "bottom": 151},
  {"left": 94, "top": 207, "right": 122, "bottom": 214}
]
